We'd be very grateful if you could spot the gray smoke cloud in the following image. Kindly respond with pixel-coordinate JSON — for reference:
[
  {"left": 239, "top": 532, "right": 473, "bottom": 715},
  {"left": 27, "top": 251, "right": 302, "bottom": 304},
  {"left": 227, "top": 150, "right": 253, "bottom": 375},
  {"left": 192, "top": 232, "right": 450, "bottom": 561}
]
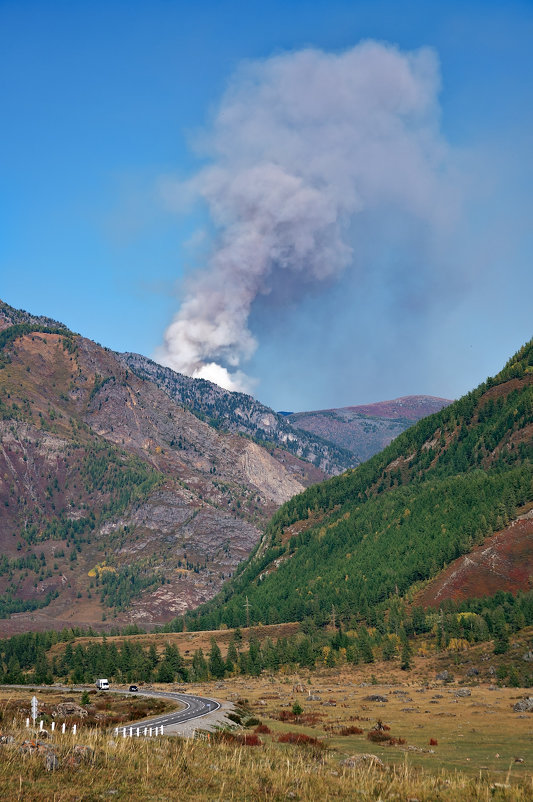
[{"left": 156, "top": 41, "right": 457, "bottom": 392}]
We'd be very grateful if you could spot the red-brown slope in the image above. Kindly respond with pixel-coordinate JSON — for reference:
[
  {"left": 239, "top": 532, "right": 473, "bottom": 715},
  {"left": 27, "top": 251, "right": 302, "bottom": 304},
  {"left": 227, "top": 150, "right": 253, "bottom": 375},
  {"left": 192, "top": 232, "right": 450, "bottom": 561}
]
[
  {"left": 342, "top": 395, "right": 452, "bottom": 420},
  {"left": 418, "top": 506, "right": 533, "bottom": 607},
  {"left": 0, "top": 328, "right": 320, "bottom": 633}
]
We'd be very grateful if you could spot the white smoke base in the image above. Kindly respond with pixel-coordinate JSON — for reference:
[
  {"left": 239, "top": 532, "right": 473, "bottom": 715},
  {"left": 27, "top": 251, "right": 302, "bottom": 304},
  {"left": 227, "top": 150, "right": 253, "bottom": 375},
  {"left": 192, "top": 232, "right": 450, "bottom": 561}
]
[{"left": 156, "top": 41, "right": 457, "bottom": 392}]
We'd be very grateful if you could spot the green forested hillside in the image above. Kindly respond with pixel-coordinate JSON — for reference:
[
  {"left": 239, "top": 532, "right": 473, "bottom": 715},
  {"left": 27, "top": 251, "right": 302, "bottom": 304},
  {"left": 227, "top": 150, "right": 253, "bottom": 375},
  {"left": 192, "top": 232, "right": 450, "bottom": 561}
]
[{"left": 184, "top": 340, "right": 533, "bottom": 630}]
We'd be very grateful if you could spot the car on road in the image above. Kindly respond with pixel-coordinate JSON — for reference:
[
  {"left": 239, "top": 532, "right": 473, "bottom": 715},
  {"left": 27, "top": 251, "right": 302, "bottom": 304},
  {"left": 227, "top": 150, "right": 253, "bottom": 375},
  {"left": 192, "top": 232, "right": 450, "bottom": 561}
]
[{"left": 128, "top": 685, "right": 138, "bottom": 692}]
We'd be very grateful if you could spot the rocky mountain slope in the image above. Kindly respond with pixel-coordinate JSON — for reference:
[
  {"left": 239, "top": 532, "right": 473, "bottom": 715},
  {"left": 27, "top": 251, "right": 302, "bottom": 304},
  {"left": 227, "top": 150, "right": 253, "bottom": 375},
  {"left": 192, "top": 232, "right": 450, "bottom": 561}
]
[
  {"left": 184, "top": 339, "right": 533, "bottom": 630},
  {"left": 286, "top": 396, "right": 452, "bottom": 463},
  {"left": 0, "top": 300, "right": 326, "bottom": 633},
  {"left": 120, "top": 352, "right": 356, "bottom": 475}
]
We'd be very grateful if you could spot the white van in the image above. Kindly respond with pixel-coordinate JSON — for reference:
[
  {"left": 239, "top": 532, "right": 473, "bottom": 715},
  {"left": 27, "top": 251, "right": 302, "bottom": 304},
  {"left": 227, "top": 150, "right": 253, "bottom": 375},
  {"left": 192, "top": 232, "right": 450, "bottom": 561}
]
[{"left": 96, "top": 678, "right": 109, "bottom": 690}]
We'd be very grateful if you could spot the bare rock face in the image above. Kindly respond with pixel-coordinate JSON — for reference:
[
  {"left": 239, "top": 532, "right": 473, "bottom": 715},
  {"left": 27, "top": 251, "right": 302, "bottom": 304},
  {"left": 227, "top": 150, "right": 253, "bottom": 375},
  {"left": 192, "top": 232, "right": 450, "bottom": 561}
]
[
  {"left": 240, "top": 441, "right": 304, "bottom": 505},
  {"left": 120, "top": 350, "right": 356, "bottom": 475}
]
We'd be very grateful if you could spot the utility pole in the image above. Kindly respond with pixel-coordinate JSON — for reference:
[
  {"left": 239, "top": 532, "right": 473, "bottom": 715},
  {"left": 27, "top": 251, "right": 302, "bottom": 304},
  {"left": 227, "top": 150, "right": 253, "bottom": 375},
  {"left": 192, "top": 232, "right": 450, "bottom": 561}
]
[{"left": 244, "top": 596, "right": 251, "bottom": 629}]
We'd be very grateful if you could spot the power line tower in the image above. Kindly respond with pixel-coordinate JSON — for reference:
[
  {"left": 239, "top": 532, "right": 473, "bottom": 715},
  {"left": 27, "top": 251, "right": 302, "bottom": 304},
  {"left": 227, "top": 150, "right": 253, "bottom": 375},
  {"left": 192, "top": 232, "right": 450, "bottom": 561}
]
[{"left": 244, "top": 596, "right": 251, "bottom": 629}]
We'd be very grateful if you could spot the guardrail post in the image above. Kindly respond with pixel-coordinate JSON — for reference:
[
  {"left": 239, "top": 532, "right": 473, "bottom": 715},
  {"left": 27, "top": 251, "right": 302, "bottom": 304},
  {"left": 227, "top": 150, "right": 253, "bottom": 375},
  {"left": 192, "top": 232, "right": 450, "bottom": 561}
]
[
  {"left": 149, "top": 727, "right": 152, "bottom": 737},
  {"left": 143, "top": 727, "right": 147, "bottom": 736},
  {"left": 136, "top": 727, "right": 140, "bottom": 737},
  {"left": 160, "top": 725, "right": 164, "bottom": 736},
  {"left": 123, "top": 727, "right": 127, "bottom": 738},
  {"left": 129, "top": 727, "right": 133, "bottom": 738}
]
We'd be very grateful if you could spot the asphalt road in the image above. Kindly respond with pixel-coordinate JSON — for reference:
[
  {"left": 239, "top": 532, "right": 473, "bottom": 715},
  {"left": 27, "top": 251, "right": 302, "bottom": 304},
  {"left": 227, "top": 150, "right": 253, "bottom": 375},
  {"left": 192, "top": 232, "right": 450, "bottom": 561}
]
[
  {"left": 117, "top": 687, "right": 221, "bottom": 730},
  {"left": 0, "top": 684, "right": 221, "bottom": 733}
]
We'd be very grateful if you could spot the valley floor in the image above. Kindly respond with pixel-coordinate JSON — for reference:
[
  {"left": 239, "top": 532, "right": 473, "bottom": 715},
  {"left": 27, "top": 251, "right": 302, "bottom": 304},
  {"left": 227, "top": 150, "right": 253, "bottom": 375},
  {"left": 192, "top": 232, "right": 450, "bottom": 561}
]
[{"left": 1, "top": 659, "right": 533, "bottom": 799}]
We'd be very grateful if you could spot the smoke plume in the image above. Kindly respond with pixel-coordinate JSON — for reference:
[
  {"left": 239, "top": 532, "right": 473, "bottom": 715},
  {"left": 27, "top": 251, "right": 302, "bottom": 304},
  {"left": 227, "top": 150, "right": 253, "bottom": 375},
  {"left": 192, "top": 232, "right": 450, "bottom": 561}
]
[{"left": 156, "top": 41, "right": 456, "bottom": 392}]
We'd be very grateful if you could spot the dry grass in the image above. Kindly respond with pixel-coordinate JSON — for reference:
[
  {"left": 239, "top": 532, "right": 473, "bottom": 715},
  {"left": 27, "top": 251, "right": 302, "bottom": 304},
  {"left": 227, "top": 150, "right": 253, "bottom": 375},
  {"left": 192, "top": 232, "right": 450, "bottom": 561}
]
[
  {"left": 1, "top": 722, "right": 533, "bottom": 801},
  {"left": 45, "top": 621, "right": 302, "bottom": 661},
  {"left": 183, "top": 663, "right": 533, "bottom": 784},
  {"left": 2, "top": 660, "right": 533, "bottom": 799}
]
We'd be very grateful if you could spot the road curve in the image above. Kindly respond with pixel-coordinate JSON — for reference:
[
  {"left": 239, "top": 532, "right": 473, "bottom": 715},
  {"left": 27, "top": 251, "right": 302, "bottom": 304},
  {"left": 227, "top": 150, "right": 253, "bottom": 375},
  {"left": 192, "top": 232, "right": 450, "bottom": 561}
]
[
  {"left": 0, "top": 684, "right": 221, "bottom": 733},
  {"left": 118, "top": 687, "right": 221, "bottom": 731}
]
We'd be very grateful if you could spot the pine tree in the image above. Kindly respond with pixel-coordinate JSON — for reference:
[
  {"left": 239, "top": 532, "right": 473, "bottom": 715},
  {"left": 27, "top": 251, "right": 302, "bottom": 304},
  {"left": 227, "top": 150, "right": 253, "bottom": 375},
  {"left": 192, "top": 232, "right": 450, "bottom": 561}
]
[
  {"left": 208, "top": 639, "right": 226, "bottom": 679},
  {"left": 400, "top": 639, "right": 412, "bottom": 671},
  {"left": 192, "top": 649, "right": 208, "bottom": 681}
]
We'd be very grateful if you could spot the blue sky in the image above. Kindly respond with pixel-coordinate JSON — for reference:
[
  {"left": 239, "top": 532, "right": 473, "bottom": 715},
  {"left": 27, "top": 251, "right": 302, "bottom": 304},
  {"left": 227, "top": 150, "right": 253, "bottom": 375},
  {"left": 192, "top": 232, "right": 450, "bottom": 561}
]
[{"left": 1, "top": 0, "right": 532, "bottom": 410}]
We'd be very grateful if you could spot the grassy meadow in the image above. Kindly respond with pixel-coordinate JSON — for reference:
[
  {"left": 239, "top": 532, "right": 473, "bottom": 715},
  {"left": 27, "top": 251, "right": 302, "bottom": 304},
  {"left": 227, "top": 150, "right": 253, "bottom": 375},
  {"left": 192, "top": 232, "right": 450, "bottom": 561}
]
[{"left": 1, "top": 660, "right": 533, "bottom": 800}]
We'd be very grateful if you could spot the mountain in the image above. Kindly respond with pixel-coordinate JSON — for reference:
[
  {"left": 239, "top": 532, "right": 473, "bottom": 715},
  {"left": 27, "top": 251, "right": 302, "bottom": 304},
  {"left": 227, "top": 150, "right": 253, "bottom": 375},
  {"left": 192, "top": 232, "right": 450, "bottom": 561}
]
[
  {"left": 286, "top": 396, "right": 452, "bottom": 463},
  {"left": 120, "top": 352, "right": 357, "bottom": 475},
  {"left": 0, "top": 299, "right": 67, "bottom": 332},
  {"left": 0, "top": 300, "right": 327, "bottom": 633},
  {"left": 184, "top": 340, "right": 533, "bottom": 630}
]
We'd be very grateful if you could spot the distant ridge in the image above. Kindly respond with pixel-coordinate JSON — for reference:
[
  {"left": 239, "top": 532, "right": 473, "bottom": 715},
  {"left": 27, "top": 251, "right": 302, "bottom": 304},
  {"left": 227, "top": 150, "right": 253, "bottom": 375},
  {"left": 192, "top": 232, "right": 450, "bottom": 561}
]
[{"left": 287, "top": 395, "right": 452, "bottom": 462}]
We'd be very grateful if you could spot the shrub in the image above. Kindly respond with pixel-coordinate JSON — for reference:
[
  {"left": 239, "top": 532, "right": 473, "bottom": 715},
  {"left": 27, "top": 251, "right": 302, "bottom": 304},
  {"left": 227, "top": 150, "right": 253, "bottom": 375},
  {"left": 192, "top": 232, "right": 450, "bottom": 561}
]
[
  {"left": 429, "top": 738, "right": 438, "bottom": 746},
  {"left": 278, "top": 732, "right": 324, "bottom": 748},
  {"left": 227, "top": 712, "right": 242, "bottom": 725},
  {"left": 214, "top": 731, "right": 262, "bottom": 746},
  {"left": 367, "top": 730, "right": 392, "bottom": 743},
  {"left": 339, "top": 725, "right": 364, "bottom": 736},
  {"left": 241, "top": 733, "right": 262, "bottom": 746},
  {"left": 244, "top": 717, "right": 261, "bottom": 728},
  {"left": 254, "top": 724, "right": 271, "bottom": 734}
]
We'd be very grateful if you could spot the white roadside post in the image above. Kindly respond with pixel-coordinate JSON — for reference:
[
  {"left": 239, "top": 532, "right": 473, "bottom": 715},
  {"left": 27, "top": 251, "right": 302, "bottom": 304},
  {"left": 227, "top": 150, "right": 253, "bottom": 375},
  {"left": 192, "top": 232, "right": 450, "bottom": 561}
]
[
  {"left": 143, "top": 727, "right": 147, "bottom": 736},
  {"left": 51, "top": 722, "right": 55, "bottom": 732},
  {"left": 160, "top": 725, "right": 164, "bottom": 736},
  {"left": 149, "top": 727, "right": 152, "bottom": 737},
  {"left": 26, "top": 718, "right": 29, "bottom": 728},
  {"left": 31, "top": 696, "right": 38, "bottom": 727},
  {"left": 129, "top": 727, "right": 133, "bottom": 738},
  {"left": 62, "top": 723, "right": 66, "bottom": 734},
  {"left": 122, "top": 728, "right": 126, "bottom": 739},
  {"left": 136, "top": 727, "right": 140, "bottom": 737},
  {"left": 39, "top": 720, "right": 43, "bottom": 731}
]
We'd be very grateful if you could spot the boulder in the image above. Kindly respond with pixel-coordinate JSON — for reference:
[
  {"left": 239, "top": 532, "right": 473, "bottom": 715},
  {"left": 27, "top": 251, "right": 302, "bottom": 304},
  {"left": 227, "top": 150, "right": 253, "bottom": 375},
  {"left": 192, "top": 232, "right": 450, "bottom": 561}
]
[
  {"left": 513, "top": 697, "right": 533, "bottom": 713},
  {"left": 54, "top": 702, "right": 88, "bottom": 718},
  {"left": 436, "top": 670, "right": 453, "bottom": 682},
  {"left": 363, "top": 694, "right": 388, "bottom": 703},
  {"left": 522, "top": 651, "right": 533, "bottom": 663},
  {"left": 341, "top": 753, "right": 384, "bottom": 768},
  {"left": 45, "top": 751, "right": 59, "bottom": 772},
  {"left": 455, "top": 689, "right": 472, "bottom": 697}
]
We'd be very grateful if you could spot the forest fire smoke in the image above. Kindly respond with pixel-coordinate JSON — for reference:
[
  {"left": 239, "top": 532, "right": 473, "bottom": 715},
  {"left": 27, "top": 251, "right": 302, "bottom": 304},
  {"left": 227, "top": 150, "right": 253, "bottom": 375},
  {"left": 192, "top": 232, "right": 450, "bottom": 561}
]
[{"left": 156, "top": 41, "right": 456, "bottom": 391}]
